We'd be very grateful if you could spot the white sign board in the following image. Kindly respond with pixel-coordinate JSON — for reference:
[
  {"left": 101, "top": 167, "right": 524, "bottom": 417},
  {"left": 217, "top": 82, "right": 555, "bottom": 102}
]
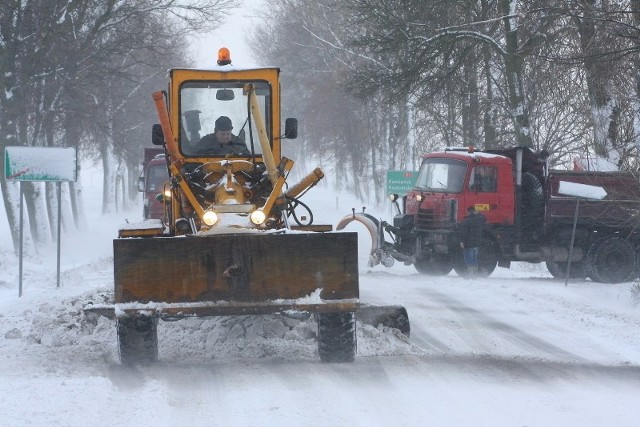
[
  {"left": 5, "top": 146, "right": 77, "bottom": 181},
  {"left": 558, "top": 181, "right": 607, "bottom": 200}
]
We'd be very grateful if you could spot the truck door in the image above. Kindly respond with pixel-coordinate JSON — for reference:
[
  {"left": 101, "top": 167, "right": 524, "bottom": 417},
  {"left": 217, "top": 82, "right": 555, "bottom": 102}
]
[{"left": 465, "top": 165, "right": 512, "bottom": 224}]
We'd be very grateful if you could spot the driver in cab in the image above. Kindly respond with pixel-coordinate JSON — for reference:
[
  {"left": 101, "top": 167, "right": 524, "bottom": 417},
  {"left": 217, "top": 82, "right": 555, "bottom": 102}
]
[{"left": 194, "top": 116, "right": 250, "bottom": 156}]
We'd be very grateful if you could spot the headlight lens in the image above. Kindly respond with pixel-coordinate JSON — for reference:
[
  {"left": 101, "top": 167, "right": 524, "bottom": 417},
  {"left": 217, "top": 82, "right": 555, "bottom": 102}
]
[
  {"left": 250, "top": 209, "right": 266, "bottom": 225},
  {"left": 163, "top": 189, "right": 172, "bottom": 199},
  {"left": 202, "top": 210, "right": 218, "bottom": 226}
]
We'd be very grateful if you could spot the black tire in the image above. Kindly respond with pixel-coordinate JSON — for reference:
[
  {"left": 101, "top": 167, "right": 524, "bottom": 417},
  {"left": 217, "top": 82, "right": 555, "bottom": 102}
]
[
  {"left": 317, "top": 312, "right": 356, "bottom": 363},
  {"left": 117, "top": 315, "right": 158, "bottom": 365},
  {"left": 585, "top": 238, "right": 636, "bottom": 283},
  {"left": 414, "top": 254, "right": 453, "bottom": 275},
  {"left": 546, "top": 260, "right": 586, "bottom": 279},
  {"left": 521, "top": 172, "right": 544, "bottom": 231},
  {"left": 453, "top": 237, "right": 498, "bottom": 278}
]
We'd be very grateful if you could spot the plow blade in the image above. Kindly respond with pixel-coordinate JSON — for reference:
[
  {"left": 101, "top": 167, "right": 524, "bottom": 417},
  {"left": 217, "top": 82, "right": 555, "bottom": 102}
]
[
  {"left": 114, "top": 231, "right": 359, "bottom": 309},
  {"left": 85, "top": 302, "right": 411, "bottom": 337},
  {"left": 336, "top": 212, "right": 383, "bottom": 267},
  {"left": 356, "top": 304, "right": 410, "bottom": 337}
]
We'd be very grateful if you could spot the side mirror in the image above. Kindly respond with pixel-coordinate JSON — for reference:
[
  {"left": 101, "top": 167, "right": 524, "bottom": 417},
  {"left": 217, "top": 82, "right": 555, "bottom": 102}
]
[
  {"left": 284, "top": 118, "right": 298, "bottom": 139},
  {"left": 137, "top": 176, "right": 145, "bottom": 192},
  {"left": 152, "top": 124, "right": 164, "bottom": 146},
  {"left": 216, "top": 89, "right": 235, "bottom": 101}
]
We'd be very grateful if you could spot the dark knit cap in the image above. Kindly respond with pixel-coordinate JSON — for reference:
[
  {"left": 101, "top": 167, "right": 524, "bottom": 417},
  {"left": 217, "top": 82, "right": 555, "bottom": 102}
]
[{"left": 215, "top": 116, "right": 233, "bottom": 131}]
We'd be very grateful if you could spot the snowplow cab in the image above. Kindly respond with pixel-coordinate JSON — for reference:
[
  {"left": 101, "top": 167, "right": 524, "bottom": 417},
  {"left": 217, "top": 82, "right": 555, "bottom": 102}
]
[
  {"left": 148, "top": 66, "right": 297, "bottom": 235},
  {"left": 105, "top": 50, "right": 382, "bottom": 365}
]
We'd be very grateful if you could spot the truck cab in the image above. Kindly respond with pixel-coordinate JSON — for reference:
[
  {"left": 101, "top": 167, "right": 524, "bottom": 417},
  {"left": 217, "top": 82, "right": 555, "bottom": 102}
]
[
  {"left": 139, "top": 154, "right": 168, "bottom": 220},
  {"left": 405, "top": 149, "right": 516, "bottom": 227}
]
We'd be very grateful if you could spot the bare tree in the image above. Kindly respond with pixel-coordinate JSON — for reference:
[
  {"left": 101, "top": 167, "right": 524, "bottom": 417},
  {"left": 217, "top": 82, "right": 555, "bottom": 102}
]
[{"left": 0, "top": 0, "right": 237, "bottom": 253}]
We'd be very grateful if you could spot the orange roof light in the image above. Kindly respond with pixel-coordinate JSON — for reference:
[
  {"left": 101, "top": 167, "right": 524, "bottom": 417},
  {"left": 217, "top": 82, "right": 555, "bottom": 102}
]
[
  {"left": 217, "top": 47, "right": 231, "bottom": 66},
  {"left": 467, "top": 146, "right": 475, "bottom": 153}
]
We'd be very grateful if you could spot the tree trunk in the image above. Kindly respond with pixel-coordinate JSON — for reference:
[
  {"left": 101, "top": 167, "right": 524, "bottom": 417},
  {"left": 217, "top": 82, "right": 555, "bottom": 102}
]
[
  {"left": 0, "top": 178, "right": 22, "bottom": 254},
  {"left": 631, "top": 0, "right": 640, "bottom": 155},
  {"left": 102, "top": 141, "right": 118, "bottom": 214},
  {"left": 45, "top": 182, "right": 74, "bottom": 242},
  {"left": 574, "top": 0, "right": 618, "bottom": 163},
  {"left": 483, "top": 44, "right": 497, "bottom": 149},
  {"left": 501, "top": 0, "right": 533, "bottom": 148},
  {"left": 69, "top": 176, "right": 88, "bottom": 232},
  {"left": 22, "top": 181, "right": 50, "bottom": 254}
]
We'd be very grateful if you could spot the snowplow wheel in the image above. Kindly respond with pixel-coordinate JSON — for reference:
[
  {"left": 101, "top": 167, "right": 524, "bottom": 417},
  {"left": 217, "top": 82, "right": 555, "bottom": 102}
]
[
  {"left": 453, "top": 237, "right": 498, "bottom": 278},
  {"left": 414, "top": 254, "right": 453, "bottom": 276},
  {"left": 546, "top": 261, "right": 585, "bottom": 279},
  {"left": 117, "top": 315, "right": 158, "bottom": 365},
  {"left": 317, "top": 312, "right": 356, "bottom": 363},
  {"left": 585, "top": 238, "right": 636, "bottom": 283}
]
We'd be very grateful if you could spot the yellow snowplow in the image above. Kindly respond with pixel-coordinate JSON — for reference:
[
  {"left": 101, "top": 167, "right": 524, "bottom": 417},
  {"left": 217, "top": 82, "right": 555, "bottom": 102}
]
[{"left": 88, "top": 48, "right": 408, "bottom": 364}]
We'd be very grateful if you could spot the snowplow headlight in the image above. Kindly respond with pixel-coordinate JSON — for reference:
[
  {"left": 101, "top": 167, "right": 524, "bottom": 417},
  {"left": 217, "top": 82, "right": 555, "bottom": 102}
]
[
  {"left": 416, "top": 194, "right": 424, "bottom": 202},
  {"left": 203, "top": 210, "right": 218, "bottom": 226},
  {"left": 163, "top": 188, "right": 172, "bottom": 199},
  {"left": 250, "top": 209, "right": 266, "bottom": 225}
]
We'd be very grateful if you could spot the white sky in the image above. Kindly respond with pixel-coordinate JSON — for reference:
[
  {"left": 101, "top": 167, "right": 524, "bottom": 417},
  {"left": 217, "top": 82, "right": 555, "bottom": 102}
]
[{"left": 188, "top": 0, "right": 265, "bottom": 68}]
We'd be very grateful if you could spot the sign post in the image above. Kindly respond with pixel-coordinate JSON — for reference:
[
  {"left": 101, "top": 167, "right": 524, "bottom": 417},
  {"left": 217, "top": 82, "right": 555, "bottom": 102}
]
[
  {"left": 558, "top": 181, "right": 607, "bottom": 287},
  {"left": 5, "top": 147, "right": 77, "bottom": 296}
]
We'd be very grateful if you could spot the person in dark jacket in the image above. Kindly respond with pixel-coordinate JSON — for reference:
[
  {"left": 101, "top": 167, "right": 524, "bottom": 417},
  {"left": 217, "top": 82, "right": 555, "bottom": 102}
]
[
  {"left": 193, "top": 116, "right": 250, "bottom": 156},
  {"left": 458, "top": 206, "right": 486, "bottom": 277}
]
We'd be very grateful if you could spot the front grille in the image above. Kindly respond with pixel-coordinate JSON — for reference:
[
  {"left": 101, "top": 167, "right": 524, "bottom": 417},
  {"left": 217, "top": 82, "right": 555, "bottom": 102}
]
[{"left": 417, "top": 208, "right": 435, "bottom": 229}]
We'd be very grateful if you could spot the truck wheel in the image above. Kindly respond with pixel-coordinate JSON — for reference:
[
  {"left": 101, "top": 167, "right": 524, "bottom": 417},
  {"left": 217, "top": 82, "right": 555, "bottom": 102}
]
[
  {"left": 317, "top": 312, "right": 356, "bottom": 363},
  {"left": 117, "top": 315, "right": 158, "bottom": 365},
  {"left": 414, "top": 254, "right": 453, "bottom": 275},
  {"left": 546, "top": 261, "right": 586, "bottom": 279},
  {"left": 453, "top": 238, "right": 498, "bottom": 278},
  {"left": 585, "top": 238, "right": 636, "bottom": 283}
]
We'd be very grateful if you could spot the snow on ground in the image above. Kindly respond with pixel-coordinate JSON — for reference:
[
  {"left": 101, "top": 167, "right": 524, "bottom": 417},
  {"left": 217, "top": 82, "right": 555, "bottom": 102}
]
[{"left": 1, "top": 169, "right": 640, "bottom": 425}]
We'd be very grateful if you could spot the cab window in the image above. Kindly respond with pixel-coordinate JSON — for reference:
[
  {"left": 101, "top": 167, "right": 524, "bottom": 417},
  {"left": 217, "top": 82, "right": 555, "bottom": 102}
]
[
  {"left": 468, "top": 166, "right": 497, "bottom": 192},
  {"left": 179, "top": 81, "right": 271, "bottom": 157}
]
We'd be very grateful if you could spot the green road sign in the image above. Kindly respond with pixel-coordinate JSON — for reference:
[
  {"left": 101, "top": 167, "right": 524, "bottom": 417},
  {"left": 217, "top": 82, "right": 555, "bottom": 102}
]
[
  {"left": 5, "top": 146, "right": 77, "bottom": 182},
  {"left": 386, "top": 170, "right": 417, "bottom": 195}
]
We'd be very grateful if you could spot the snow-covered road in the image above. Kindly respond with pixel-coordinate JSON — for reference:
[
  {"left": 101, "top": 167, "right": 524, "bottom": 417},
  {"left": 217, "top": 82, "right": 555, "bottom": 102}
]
[
  {"left": 2, "top": 183, "right": 640, "bottom": 425},
  {"left": 363, "top": 268, "right": 640, "bottom": 366},
  {"left": 2, "top": 249, "right": 640, "bottom": 426}
]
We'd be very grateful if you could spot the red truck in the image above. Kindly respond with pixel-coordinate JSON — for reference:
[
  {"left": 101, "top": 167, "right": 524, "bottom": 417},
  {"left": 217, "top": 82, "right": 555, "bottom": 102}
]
[
  {"left": 138, "top": 147, "right": 168, "bottom": 220},
  {"left": 338, "top": 146, "right": 640, "bottom": 283}
]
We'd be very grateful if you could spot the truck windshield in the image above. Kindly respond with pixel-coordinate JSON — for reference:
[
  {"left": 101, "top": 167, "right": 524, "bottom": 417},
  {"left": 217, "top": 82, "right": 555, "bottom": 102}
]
[
  {"left": 147, "top": 164, "right": 168, "bottom": 192},
  {"left": 179, "top": 81, "right": 271, "bottom": 157},
  {"left": 415, "top": 158, "right": 467, "bottom": 193}
]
